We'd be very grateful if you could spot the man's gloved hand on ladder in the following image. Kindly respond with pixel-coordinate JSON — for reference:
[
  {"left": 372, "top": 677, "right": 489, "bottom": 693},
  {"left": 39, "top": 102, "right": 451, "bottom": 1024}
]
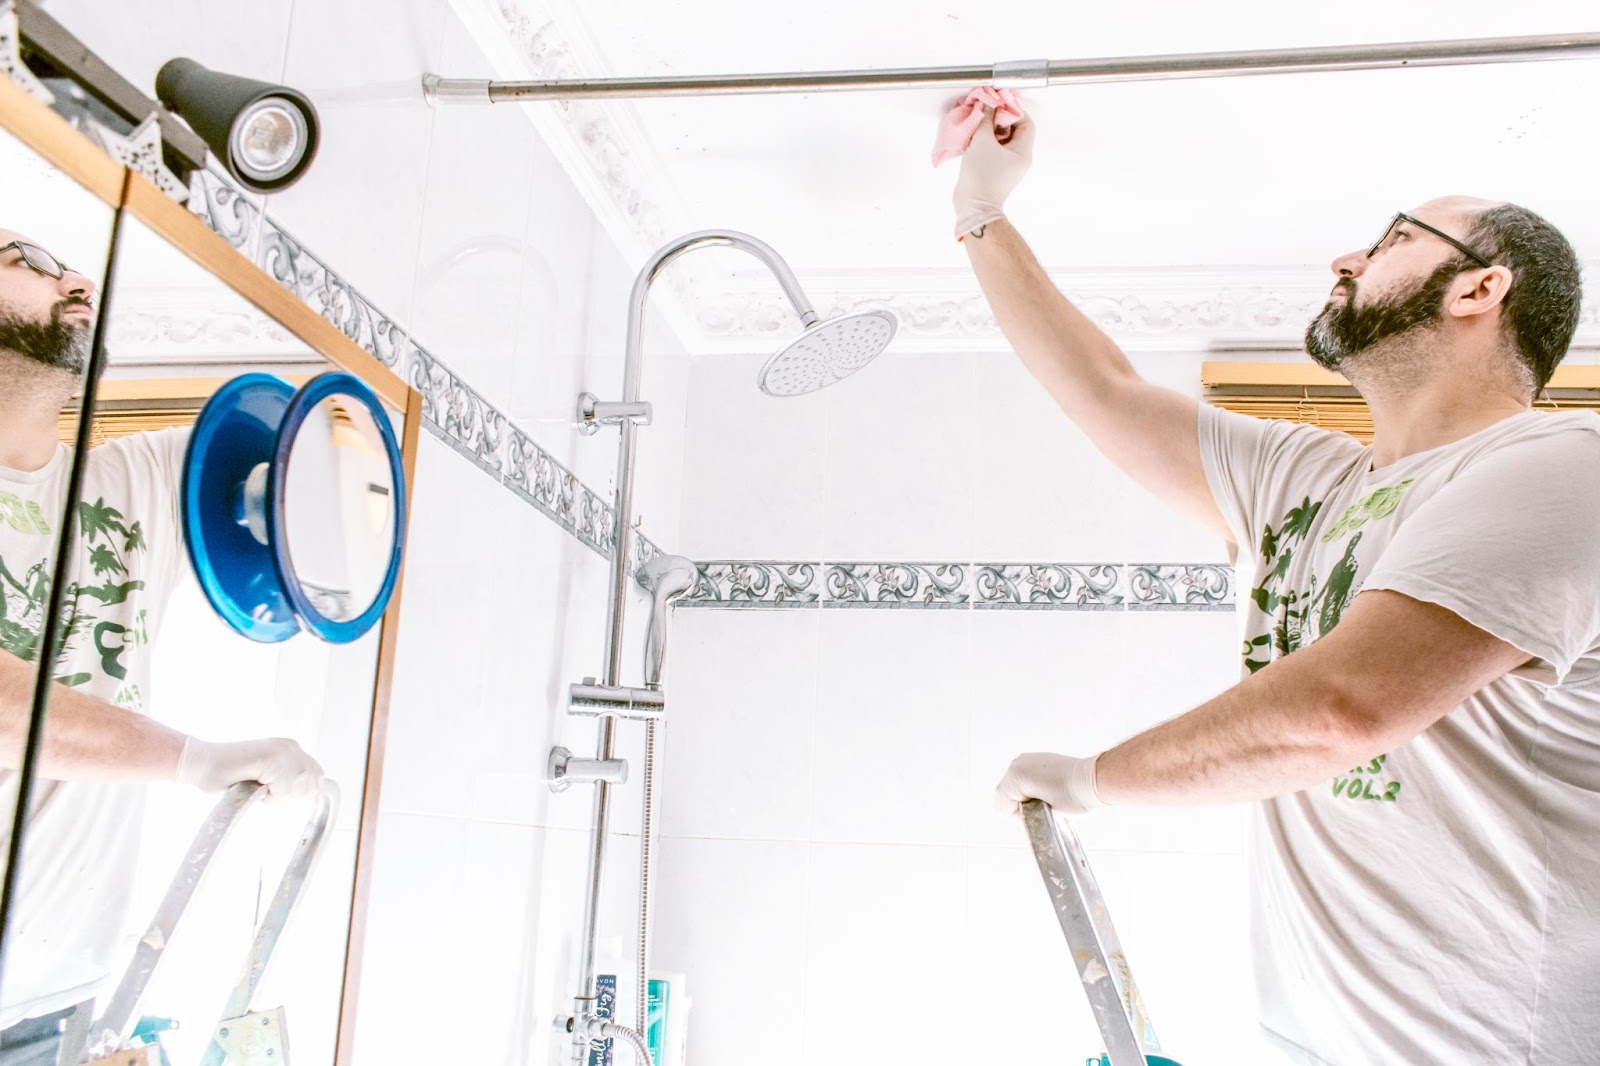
[
  {"left": 174, "top": 736, "right": 325, "bottom": 801},
  {"left": 995, "top": 752, "right": 1105, "bottom": 818}
]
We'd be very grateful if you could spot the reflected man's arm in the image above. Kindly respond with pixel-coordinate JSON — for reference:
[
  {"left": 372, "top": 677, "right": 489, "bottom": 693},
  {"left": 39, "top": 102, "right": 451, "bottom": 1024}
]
[
  {"left": 0, "top": 647, "right": 322, "bottom": 799},
  {"left": 0, "top": 645, "right": 184, "bottom": 782}
]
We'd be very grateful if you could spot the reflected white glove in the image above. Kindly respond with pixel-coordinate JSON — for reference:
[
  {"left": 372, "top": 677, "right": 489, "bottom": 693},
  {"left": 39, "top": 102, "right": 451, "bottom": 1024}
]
[
  {"left": 952, "top": 111, "right": 1035, "bottom": 240},
  {"left": 995, "top": 752, "right": 1105, "bottom": 818},
  {"left": 174, "top": 736, "right": 324, "bottom": 802}
]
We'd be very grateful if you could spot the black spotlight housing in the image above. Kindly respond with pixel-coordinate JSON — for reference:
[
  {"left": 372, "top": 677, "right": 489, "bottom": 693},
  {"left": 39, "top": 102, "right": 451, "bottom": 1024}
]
[{"left": 155, "top": 58, "right": 321, "bottom": 194}]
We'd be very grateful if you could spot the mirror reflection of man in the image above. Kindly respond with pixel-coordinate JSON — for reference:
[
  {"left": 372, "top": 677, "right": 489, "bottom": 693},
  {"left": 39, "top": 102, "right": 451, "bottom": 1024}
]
[{"left": 0, "top": 230, "right": 324, "bottom": 1059}]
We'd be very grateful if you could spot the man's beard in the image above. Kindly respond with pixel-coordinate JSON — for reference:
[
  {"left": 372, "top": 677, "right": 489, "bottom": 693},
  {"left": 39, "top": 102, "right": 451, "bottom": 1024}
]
[
  {"left": 0, "top": 298, "right": 92, "bottom": 374},
  {"left": 1304, "top": 261, "right": 1461, "bottom": 372}
]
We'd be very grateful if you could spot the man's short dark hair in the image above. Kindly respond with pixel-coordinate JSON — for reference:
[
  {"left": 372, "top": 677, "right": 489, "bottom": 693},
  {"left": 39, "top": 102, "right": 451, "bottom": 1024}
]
[{"left": 1460, "top": 204, "right": 1582, "bottom": 393}]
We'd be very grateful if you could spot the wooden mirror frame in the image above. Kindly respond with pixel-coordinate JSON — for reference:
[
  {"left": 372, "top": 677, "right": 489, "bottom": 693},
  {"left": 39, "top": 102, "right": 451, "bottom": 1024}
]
[{"left": 0, "top": 73, "right": 420, "bottom": 1065}]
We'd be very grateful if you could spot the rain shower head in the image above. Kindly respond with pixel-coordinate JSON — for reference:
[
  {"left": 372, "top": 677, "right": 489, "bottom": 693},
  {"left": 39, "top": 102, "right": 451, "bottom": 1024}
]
[{"left": 757, "top": 309, "right": 897, "bottom": 397}]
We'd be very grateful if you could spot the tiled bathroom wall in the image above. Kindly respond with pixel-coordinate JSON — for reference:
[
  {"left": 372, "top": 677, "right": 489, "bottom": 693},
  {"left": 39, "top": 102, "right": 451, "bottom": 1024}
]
[
  {"left": 43, "top": 1, "right": 690, "bottom": 1062},
  {"left": 657, "top": 348, "right": 1288, "bottom": 1065},
  {"left": 38, "top": 2, "right": 1304, "bottom": 1063}
]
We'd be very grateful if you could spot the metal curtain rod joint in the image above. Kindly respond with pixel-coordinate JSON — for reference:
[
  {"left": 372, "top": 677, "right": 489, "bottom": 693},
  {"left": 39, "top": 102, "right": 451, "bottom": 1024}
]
[{"left": 422, "top": 32, "right": 1600, "bottom": 103}]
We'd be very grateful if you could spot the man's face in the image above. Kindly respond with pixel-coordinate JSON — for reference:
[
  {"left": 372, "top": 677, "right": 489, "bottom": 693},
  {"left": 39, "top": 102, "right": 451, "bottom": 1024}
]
[
  {"left": 0, "top": 229, "right": 97, "bottom": 375},
  {"left": 1303, "top": 260, "right": 1461, "bottom": 371},
  {"left": 1303, "top": 203, "right": 1483, "bottom": 373}
]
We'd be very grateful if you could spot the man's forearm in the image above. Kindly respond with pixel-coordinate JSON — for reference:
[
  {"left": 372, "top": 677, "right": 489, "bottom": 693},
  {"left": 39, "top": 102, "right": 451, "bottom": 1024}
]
[
  {"left": 1093, "top": 648, "right": 1380, "bottom": 807},
  {"left": 963, "top": 218, "right": 1142, "bottom": 414},
  {"left": 0, "top": 648, "right": 184, "bottom": 782}
]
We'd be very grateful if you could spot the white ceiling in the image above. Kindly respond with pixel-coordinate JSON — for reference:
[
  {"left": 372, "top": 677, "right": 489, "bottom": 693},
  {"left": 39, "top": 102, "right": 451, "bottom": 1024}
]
[{"left": 460, "top": 0, "right": 1600, "bottom": 353}]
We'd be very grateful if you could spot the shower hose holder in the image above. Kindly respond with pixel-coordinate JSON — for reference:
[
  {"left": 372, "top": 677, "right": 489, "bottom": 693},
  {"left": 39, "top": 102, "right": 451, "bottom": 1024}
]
[
  {"left": 568, "top": 679, "right": 666, "bottom": 720},
  {"left": 578, "top": 392, "right": 653, "bottom": 436}
]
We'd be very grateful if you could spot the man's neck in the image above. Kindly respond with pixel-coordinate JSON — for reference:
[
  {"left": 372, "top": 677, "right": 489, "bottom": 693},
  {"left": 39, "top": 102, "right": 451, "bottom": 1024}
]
[
  {"left": 0, "top": 354, "right": 76, "bottom": 473},
  {"left": 1352, "top": 348, "right": 1530, "bottom": 470}
]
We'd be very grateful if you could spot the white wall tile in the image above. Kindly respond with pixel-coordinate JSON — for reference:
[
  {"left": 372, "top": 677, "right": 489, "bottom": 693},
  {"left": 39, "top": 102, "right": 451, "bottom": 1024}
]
[
  {"left": 406, "top": 10, "right": 539, "bottom": 402},
  {"left": 658, "top": 609, "right": 819, "bottom": 841},
  {"left": 964, "top": 845, "right": 1104, "bottom": 1062},
  {"left": 821, "top": 352, "right": 977, "bottom": 561},
  {"left": 382, "top": 605, "right": 488, "bottom": 817},
  {"left": 43, "top": 1, "right": 294, "bottom": 90},
  {"left": 267, "top": 0, "right": 450, "bottom": 329},
  {"left": 678, "top": 353, "right": 830, "bottom": 560},
  {"left": 651, "top": 837, "right": 809, "bottom": 1066},
  {"left": 971, "top": 352, "right": 1139, "bottom": 561},
  {"left": 967, "top": 610, "right": 1134, "bottom": 848},
  {"left": 803, "top": 843, "right": 968, "bottom": 1065},
  {"left": 352, "top": 812, "right": 473, "bottom": 1061},
  {"left": 811, "top": 611, "right": 971, "bottom": 845},
  {"left": 1078, "top": 849, "right": 1265, "bottom": 1066}
]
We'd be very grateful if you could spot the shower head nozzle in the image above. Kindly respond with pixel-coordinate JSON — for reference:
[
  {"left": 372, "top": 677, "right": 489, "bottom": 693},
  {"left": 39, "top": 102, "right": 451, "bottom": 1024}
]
[{"left": 756, "top": 309, "right": 897, "bottom": 398}]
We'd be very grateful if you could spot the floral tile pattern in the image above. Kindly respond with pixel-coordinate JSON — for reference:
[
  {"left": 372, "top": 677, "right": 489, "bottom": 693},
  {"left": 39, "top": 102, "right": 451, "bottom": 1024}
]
[
  {"left": 1126, "top": 564, "right": 1234, "bottom": 612},
  {"left": 972, "top": 564, "right": 1124, "bottom": 610},
  {"left": 180, "top": 169, "right": 1239, "bottom": 617},
  {"left": 686, "top": 563, "right": 822, "bottom": 607},
  {"left": 824, "top": 563, "right": 971, "bottom": 608},
  {"left": 682, "top": 561, "right": 1233, "bottom": 612},
  {"left": 184, "top": 168, "right": 623, "bottom": 565}
]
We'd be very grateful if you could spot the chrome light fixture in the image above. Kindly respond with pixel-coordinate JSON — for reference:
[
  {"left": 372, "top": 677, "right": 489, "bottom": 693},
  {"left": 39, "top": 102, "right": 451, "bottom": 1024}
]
[{"left": 155, "top": 59, "right": 320, "bottom": 194}]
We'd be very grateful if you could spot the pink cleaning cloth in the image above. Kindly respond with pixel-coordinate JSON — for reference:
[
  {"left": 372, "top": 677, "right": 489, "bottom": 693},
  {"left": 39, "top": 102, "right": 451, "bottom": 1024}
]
[{"left": 931, "top": 87, "right": 1026, "bottom": 166}]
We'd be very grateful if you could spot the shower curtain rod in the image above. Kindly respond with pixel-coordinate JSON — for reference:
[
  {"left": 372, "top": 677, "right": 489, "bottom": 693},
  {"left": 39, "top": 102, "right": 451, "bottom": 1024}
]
[{"left": 423, "top": 31, "right": 1600, "bottom": 103}]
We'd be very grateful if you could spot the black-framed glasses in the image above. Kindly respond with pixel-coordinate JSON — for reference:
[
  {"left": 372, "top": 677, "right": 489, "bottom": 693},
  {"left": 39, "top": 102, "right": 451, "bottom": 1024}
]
[
  {"left": 0, "top": 240, "right": 72, "bottom": 279},
  {"left": 1367, "top": 212, "right": 1492, "bottom": 269}
]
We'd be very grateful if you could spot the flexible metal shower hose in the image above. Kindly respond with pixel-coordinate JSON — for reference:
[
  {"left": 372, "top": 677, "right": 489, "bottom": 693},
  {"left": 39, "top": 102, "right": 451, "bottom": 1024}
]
[
  {"left": 637, "top": 717, "right": 659, "bottom": 1050},
  {"left": 598, "top": 1020, "right": 653, "bottom": 1066}
]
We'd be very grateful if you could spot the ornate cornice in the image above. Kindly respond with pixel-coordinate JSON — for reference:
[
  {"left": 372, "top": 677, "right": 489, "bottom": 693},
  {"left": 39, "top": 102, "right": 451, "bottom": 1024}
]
[
  {"left": 690, "top": 265, "right": 1600, "bottom": 354},
  {"left": 108, "top": 287, "right": 310, "bottom": 362}
]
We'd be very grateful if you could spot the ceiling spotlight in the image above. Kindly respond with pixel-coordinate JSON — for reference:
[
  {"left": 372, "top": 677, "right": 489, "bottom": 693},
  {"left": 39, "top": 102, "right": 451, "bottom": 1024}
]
[{"left": 155, "top": 58, "right": 320, "bottom": 194}]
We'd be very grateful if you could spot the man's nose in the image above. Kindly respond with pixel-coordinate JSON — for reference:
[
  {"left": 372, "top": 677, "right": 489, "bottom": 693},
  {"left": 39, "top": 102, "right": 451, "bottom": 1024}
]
[
  {"left": 1330, "top": 248, "right": 1368, "bottom": 279},
  {"left": 58, "top": 268, "right": 96, "bottom": 302}
]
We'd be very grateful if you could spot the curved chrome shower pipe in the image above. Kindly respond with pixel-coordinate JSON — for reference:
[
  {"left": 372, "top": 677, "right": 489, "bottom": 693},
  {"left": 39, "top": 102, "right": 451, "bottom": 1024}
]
[{"left": 572, "top": 232, "right": 825, "bottom": 1042}]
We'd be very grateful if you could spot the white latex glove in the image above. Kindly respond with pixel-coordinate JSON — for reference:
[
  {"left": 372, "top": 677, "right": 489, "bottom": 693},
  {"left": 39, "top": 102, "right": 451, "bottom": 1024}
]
[
  {"left": 175, "top": 736, "right": 324, "bottom": 802},
  {"left": 995, "top": 752, "right": 1105, "bottom": 817},
  {"left": 952, "top": 111, "right": 1035, "bottom": 240}
]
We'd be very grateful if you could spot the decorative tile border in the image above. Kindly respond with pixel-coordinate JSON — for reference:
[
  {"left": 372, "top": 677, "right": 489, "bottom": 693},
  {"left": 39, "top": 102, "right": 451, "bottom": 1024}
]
[
  {"left": 184, "top": 166, "right": 650, "bottom": 569},
  {"left": 683, "top": 562, "right": 1233, "bottom": 612},
  {"left": 973, "top": 564, "right": 1124, "bottom": 610},
  {"left": 1125, "top": 564, "right": 1234, "bottom": 612},
  {"left": 179, "top": 170, "right": 1229, "bottom": 615},
  {"left": 824, "top": 563, "right": 971, "bottom": 609}
]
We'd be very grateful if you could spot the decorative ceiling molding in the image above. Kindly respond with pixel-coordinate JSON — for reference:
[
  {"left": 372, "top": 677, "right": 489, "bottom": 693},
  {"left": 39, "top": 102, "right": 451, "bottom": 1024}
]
[
  {"left": 692, "top": 265, "right": 1600, "bottom": 354},
  {"left": 107, "top": 285, "right": 314, "bottom": 363}
]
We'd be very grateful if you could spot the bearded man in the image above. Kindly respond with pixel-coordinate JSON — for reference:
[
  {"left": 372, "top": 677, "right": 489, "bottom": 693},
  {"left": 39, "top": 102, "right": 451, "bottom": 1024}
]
[{"left": 955, "top": 116, "right": 1597, "bottom": 1064}]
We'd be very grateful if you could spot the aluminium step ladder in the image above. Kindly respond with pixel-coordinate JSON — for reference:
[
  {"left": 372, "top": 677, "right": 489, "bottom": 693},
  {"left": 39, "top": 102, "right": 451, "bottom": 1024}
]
[
  {"left": 1021, "top": 800, "right": 1184, "bottom": 1066},
  {"left": 61, "top": 779, "right": 339, "bottom": 1066}
]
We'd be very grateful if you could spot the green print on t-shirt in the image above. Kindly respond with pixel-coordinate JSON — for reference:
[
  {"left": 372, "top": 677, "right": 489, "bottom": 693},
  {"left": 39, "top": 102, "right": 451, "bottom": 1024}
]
[
  {"left": 1243, "top": 481, "right": 1420, "bottom": 804},
  {"left": 0, "top": 495, "right": 148, "bottom": 693}
]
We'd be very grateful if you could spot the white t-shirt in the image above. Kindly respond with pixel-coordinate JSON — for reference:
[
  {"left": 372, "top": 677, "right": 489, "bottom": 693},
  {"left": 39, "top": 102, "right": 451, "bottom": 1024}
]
[
  {"left": 0, "top": 429, "right": 188, "bottom": 1029},
  {"left": 1199, "top": 403, "right": 1600, "bottom": 1065}
]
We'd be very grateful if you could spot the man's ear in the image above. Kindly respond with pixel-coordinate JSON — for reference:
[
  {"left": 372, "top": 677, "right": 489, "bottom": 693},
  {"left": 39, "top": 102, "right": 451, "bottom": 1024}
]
[{"left": 1447, "top": 264, "right": 1514, "bottom": 322}]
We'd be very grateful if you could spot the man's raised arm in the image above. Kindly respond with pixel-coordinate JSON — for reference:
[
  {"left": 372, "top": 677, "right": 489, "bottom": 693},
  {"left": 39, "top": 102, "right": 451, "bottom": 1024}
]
[{"left": 955, "top": 115, "right": 1232, "bottom": 543}]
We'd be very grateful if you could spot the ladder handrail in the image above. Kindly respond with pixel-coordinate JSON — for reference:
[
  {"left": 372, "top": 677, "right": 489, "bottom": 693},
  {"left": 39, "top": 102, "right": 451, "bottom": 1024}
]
[
  {"left": 72, "top": 779, "right": 340, "bottom": 1063},
  {"left": 1020, "top": 799, "right": 1161, "bottom": 1066}
]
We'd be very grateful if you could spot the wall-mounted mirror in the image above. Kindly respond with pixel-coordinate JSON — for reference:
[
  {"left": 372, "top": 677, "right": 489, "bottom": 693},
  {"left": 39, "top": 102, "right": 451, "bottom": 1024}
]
[
  {"left": 0, "top": 115, "right": 123, "bottom": 1048},
  {"left": 0, "top": 75, "right": 418, "bottom": 1066}
]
